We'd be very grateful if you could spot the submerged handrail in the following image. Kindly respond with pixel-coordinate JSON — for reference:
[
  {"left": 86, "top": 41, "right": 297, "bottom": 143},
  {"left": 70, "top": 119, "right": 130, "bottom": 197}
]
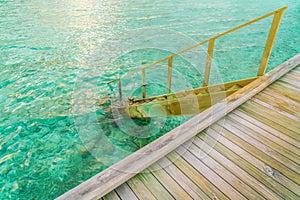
[{"left": 107, "top": 6, "right": 287, "bottom": 99}]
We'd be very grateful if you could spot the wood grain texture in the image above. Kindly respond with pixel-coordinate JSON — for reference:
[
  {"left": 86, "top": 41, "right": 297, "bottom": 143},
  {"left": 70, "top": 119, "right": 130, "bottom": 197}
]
[
  {"left": 101, "top": 190, "right": 120, "bottom": 200},
  {"left": 166, "top": 151, "right": 229, "bottom": 200},
  {"left": 255, "top": 91, "right": 300, "bottom": 118},
  {"left": 244, "top": 99, "right": 300, "bottom": 132},
  {"left": 281, "top": 75, "right": 300, "bottom": 88},
  {"left": 209, "top": 124, "right": 300, "bottom": 198},
  {"left": 126, "top": 175, "right": 156, "bottom": 200},
  {"left": 250, "top": 97, "right": 300, "bottom": 122},
  {"left": 268, "top": 82, "right": 300, "bottom": 103},
  {"left": 192, "top": 135, "right": 282, "bottom": 200},
  {"left": 183, "top": 142, "right": 264, "bottom": 199},
  {"left": 233, "top": 109, "right": 300, "bottom": 147},
  {"left": 176, "top": 145, "right": 247, "bottom": 200},
  {"left": 200, "top": 128, "right": 300, "bottom": 199},
  {"left": 239, "top": 104, "right": 300, "bottom": 142},
  {"left": 137, "top": 170, "right": 174, "bottom": 200},
  {"left": 228, "top": 112, "right": 300, "bottom": 156},
  {"left": 218, "top": 120, "right": 300, "bottom": 182},
  {"left": 157, "top": 157, "right": 210, "bottom": 199},
  {"left": 262, "top": 87, "right": 300, "bottom": 112},
  {"left": 114, "top": 183, "right": 138, "bottom": 200},
  {"left": 148, "top": 163, "right": 193, "bottom": 200}
]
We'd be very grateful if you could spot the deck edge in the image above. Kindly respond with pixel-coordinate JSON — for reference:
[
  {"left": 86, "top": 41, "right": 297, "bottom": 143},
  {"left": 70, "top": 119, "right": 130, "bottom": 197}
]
[{"left": 56, "top": 53, "right": 300, "bottom": 200}]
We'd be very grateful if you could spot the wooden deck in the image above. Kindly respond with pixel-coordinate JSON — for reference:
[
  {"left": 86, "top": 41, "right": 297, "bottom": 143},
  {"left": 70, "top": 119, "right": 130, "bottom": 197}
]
[{"left": 57, "top": 54, "right": 300, "bottom": 200}]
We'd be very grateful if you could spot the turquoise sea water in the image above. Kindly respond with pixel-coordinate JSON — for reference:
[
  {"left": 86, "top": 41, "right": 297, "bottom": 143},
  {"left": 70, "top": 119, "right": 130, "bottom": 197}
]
[{"left": 0, "top": 0, "right": 299, "bottom": 199}]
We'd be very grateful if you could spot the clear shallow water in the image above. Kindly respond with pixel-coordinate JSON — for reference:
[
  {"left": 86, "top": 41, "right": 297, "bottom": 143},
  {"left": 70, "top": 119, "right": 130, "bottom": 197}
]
[{"left": 0, "top": 0, "right": 299, "bottom": 199}]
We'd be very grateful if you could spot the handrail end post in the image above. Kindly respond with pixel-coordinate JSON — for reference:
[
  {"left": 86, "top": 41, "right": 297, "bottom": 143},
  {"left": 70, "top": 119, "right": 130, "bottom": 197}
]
[
  {"left": 203, "top": 38, "right": 215, "bottom": 87},
  {"left": 258, "top": 7, "right": 285, "bottom": 76}
]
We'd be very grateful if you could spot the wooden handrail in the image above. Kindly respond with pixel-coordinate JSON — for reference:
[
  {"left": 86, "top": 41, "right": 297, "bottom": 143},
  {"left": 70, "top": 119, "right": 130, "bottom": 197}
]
[
  {"left": 107, "top": 6, "right": 287, "bottom": 100},
  {"left": 203, "top": 39, "right": 215, "bottom": 87},
  {"left": 258, "top": 9, "right": 286, "bottom": 76}
]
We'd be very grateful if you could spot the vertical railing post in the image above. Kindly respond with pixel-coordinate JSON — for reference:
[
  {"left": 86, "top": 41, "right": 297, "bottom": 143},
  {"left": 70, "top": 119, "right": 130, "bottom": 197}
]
[
  {"left": 203, "top": 39, "right": 215, "bottom": 87},
  {"left": 142, "top": 69, "right": 146, "bottom": 99},
  {"left": 167, "top": 56, "right": 173, "bottom": 93},
  {"left": 117, "top": 78, "right": 122, "bottom": 100},
  {"left": 257, "top": 9, "right": 285, "bottom": 76}
]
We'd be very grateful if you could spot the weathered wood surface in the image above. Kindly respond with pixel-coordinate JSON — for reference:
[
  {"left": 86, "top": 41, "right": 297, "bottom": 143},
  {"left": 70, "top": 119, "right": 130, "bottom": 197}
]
[
  {"left": 126, "top": 174, "right": 156, "bottom": 200},
  {"left": 57, "top": 54, "right": 300, "bottom": 200},
  {"left": 121, "top": 78, "right": 256, "bottom": 118},
  {"left": 101, "top": 190, "right": 119, "bottom": 200}
]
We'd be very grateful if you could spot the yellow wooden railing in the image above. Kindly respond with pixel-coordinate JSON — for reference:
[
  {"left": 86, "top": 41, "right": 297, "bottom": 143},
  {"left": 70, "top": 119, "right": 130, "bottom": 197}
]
[{"left": 107, "top": 6, "right": 287, "bottom": 100}]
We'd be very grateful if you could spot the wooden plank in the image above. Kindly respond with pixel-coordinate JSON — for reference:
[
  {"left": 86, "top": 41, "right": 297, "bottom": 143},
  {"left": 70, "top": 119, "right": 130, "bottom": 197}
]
[
  {"left": 166, "top": 152, "right": 229, "bottom": 199},
  {"left": 184, "top": 141, "right": 265, "bottom": 199},
  {"left": 268, "top": 81, "right": 300, "bottom": 103},
  {"left": 115, "top": 183, "right": 138, "bottom": 200},
  {"left": 132, "top": 77, "right": 256, "bottom": 104},
  {"left": 250, "top": 97, "right": 300, "bottom": 122},
  {"left": 286, "top": 72, "right": 300, "bottom": 81},
  {"left": 233, "top": 109, "right": 300, "bottom": 149},
  {"left": 148, "top": 163, "right": 193, "bottom": 200},
  {"left": 244, "top": 100, "right": 300, "bottom": 133},
  {"left": 240, "top": 104, "right": 300, "bottom": 142},
  {"left": 251, "top": 95, "right": 300, "bottom": 122},
  {"left": 102, "top": 190, "right": 120, "bottom": 200},
  {"left": 195, "top": 77, "right": 255, "bottom": 95},
  {"left": 281, "top": 75, "right": 300, "bottom": 88},
  {"left": 226, "top": 114, "right": 300, "bottom": 163},
  {"left": 137, "top": 170, "right": 174, "bottom": 200},
  {"left": 210, "top": 124, "right": 300, "bottom": 197},
  {"left": 157, "top": 157, "right": 210, "bottom": 199},
  {"left": 176, "top": 146, "right": 247, "bottom": 199},
  {"left": 215, "top": 121, "right": 300, "bottom": 185},
  {"left": 262, "top": 87, "right": 300, "bottom": 112},
  {"left": 289, "top": 68, "right": 300, "bottom": 76},
  {"left": 293, "top": 66, "right": 300, "bottom": 71},
  {"left": 192, "top": 135, "right": 282, "bottom": 200},
  {"left": 286, "top": 68, "right": 300, "bottom": 79},
  {"left": 256, "top": 91, "right": 300, "bottom": 118},
  {"left": 219, "top": 119, "right": 300, "bottom": 177},
  {"left": 56, "top": 54, "right": 300, "bottom": 200},
  {"left": 277, "top": 79, "right": 300, "bottom": 91},
  {"left": 124, "top": 83, "right": 243, "bottom": 118},
  {"left": 126, "top": 176, "right": 156, "bottom": 200},
  {"left": 201, "top": 127, "right": 300, "bottom": 198},
  {"left": 228, "top": 112, "right": 300, "bottom": 156}
]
